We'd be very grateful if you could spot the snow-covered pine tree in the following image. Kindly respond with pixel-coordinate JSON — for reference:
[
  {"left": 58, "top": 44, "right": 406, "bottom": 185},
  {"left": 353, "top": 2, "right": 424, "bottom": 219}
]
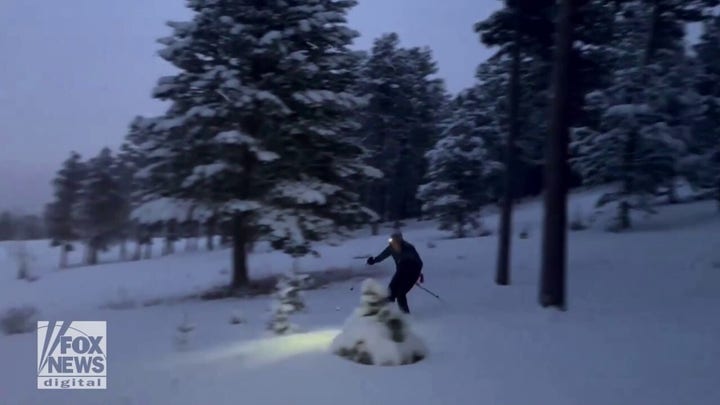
[
  {"left": 417, "top": 92, "right": 502, "bottom": 238},
  {"left": 330, "top": 278, "right": 426, "bottom": 366},
  {"left": 44, "top": 151, "right": 86, "bottom": 268},
  {"left": 691, "top": 14, "right": 720, "bottom": 209},
  {"left": 274, "top": 265, "right": 307, "bottom": 314},
  {"left": 571, "top": 1, "right": 689, "bottom": 230},
  {"left": 240, "top": 0, "right": 383, "bottom": 257},
  {"left": 267, "top": 271, "right": 304, "bottom": 335},
  {"left": 75, "top": 148, "right": 127, "bottom": 265},
  {"left": 132, "top": 0, "right": 381, "bottom": 285},
  {"left": 358, "top": 33, "right": 447, "bottom": 223},
  {"left": 133, "top": 1, "right": 287, "bottom": 287}
]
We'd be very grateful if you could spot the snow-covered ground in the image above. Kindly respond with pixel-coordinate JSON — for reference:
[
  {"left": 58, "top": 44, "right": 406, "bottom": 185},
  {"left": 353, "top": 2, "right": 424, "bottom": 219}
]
[{"left": 1, "top": 190, "right": 719, "bottom": 405}]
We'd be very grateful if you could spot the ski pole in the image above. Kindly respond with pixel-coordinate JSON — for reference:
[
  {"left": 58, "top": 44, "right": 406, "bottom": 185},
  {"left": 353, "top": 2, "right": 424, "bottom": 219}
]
[{"left": 415, "top": 283, "right": 441, "bottom": 300}]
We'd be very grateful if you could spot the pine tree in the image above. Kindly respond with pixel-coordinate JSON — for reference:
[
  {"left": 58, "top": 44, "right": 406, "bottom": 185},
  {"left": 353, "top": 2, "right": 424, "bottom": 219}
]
[
  {"left": 75, "top": 148, "right": 126, "bottom": 265},
  {"left": 417, "top": 92, "right": 502, "bottom": 238},
  {"left": 267, "top": 263, "right": 309, "bottom": 335},
  {"left": 571, "top": 1, "right": 695, "bottom": 230},
  {"left": 0, "top": 211, "right": 17, "bottom": 241},
  {"left": 255, "top": 0, "right": 382, "bottom": 257},
  {"left": 45, "top": 152, "right": 86, "bottom": 268},
  {"left": 358, "top": 33, "right": 447, "bottom": 222},
  {"left": 691, "top": 14, "right": 720, "bottom": 209},
  {"left": 134, "top": 0, "right": 380, "bottom": 286}
]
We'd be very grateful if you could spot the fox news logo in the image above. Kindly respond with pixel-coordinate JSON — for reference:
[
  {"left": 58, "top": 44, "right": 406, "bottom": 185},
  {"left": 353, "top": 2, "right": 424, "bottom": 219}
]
[{"left": 37, "top": 321, "right": 107, "bottom": 389}]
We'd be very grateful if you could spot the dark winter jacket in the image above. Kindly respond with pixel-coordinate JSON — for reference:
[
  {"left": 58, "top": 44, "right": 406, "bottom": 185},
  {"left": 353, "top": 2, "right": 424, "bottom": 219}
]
[{"left": 373, "top": 241, "right": 423, "bottom": 270}]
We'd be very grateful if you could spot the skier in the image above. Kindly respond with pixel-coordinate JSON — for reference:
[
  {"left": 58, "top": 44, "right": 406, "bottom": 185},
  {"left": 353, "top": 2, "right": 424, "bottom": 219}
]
[{"left": 366, "top": 231, "right": 424, "bottom": 313}]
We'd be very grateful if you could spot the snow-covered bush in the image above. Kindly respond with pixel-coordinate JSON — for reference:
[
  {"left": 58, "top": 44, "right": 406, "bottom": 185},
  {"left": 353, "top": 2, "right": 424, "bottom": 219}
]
[
  {"left": 267, "top": 267, "right": 307, "bottom": 335},
  {"left": 331, "top": 279, "right": 427, "bottom": 366},
  {"left": 267, "top": 301, "right": 295, "bottom": 335},
  {"left": 1, "top": 305, "right": 39, "bottom": 335}
]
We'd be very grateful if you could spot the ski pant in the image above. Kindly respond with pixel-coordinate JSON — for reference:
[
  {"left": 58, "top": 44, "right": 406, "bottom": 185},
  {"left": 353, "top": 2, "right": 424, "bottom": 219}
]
[{"left": 388, "top": 261, "right": 422, "bottom": 313}]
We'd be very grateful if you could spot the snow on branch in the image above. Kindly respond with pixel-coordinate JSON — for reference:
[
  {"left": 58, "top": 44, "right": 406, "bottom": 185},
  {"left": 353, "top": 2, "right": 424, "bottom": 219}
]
[
  {"left": 131, "top": 197, "right": 210, "bottom": 224},
  {"left": 270, "top": 180, "right": 342, "bottom": 205}
]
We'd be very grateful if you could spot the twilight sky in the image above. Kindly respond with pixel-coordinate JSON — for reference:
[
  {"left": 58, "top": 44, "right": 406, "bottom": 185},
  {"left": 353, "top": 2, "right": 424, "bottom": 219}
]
[{"left": 0, "top": 0, "right": 497, "bottom": 213}]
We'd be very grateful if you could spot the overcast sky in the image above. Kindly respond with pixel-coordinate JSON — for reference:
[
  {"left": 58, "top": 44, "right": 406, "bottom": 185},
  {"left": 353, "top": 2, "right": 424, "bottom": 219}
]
[{"left": 0, "top": 0, "right": 496, "bottom": 213}]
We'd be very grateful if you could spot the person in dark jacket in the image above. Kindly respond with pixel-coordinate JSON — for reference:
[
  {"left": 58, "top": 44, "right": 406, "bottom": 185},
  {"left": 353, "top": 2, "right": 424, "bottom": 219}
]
[{"left": 366, "top": 231, "right": 424, "bottom": 313}]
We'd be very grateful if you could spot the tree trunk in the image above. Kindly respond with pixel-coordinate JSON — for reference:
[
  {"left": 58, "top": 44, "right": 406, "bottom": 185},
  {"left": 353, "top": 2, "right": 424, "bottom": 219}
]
[
  {"left": 496, "top": 17, "right": 522, "bottom": 286},
  {"left": 539, "top": 0, "right": 574, "bottom": 310},
  {"left": 59, "top": 244, "right": 69, "bottom": 269},
  {"left": 206, "top": 226, "right": 215, "bottom": 251},
  {"left": 371, "top": 222, "right": 379, "bottom": 236},
  {"left": 143, "top": 242, "right": 152, "bottom": 260},
  {"left": 86, "top": 243, "right": 98, "bottom": 266},
  {"left": 132, "top": 241, "right": 142, "bottom": 261},
  {"left": 231, "top": 214, "right": 249, "bottom": 289},
  {"left": 716, "top": 176, "right": 720, "bottom": 212},
  {"left": 119, "top": 239, "right": 128, "bottom": 261},
  {"left": 185, "top": 224, "right": 193, "bottom": 252},
  {"left": 162, "top": 221, "right": 176, "bottom": 256},
  {"left": 667, "top": 178, "right": 679, "bottom": 204}
]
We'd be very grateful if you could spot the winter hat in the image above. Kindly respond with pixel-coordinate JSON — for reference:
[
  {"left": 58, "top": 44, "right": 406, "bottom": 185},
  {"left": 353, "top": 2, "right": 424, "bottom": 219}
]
[{"left": 389, "top": 231, "right": 403, "bottom": 243}]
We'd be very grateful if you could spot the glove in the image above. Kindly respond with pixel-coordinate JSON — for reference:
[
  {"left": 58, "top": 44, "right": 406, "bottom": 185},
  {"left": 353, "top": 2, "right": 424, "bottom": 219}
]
[
  {"left": 366, "top": 257, "right": 375, "bottom": 265},
  {"left": 418, "top": 273, "right": 424, "bottom": 283}
]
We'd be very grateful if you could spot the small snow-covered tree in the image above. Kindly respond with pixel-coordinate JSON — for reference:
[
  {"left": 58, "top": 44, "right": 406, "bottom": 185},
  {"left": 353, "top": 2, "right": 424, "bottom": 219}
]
[
  {"left": 45, "top": 151, "right": 85, "bottom": 268},
  {"left": 331, "top": 278, "right": 426, "bottom": 366},
  {"left": 417, "top": 92, "right": 502, "bottom": 237},
  {"left": 267, "top": 264, "right": 307, "bottom": 335}
]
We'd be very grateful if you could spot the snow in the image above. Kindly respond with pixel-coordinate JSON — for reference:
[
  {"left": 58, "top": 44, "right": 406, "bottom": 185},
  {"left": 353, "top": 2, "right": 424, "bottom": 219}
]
[
  {"left": 2, "top": 190, "right": 720, "bottom": 404},
  {"left": 131, "top": 197, "right": 212, "bottom": 224},
  {"left": 259, "top": 30, "right": 282, "bottom": 45},
  {"left": 292, "top": 90, "right": 360, "bottom": 109},
  {"left": 331, "top": 279, "right": 427, "bottom": 366},
  {"left": 270, "top": 180, "right": 342, "bottom": 205},
  {"left": 213, "top": 129, "right": 254, "bottom": 145}
]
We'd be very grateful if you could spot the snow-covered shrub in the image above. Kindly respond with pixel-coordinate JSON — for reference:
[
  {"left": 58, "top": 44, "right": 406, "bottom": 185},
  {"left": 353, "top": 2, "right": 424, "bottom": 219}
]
[
  {"left": 276, "top": 265, "right": 307, "bottom": 313},
  {"left": 1, "top": 305, "right": 39, "bottom": 335},
  {"left": 267, "top": 301, "right": 295, "bottom": 335},
  {"left": 331, "top": 279, "right": 427, "bottom": 366},
  {"left": 267, "top": 266, "right": 308, "bottom": 334}
]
